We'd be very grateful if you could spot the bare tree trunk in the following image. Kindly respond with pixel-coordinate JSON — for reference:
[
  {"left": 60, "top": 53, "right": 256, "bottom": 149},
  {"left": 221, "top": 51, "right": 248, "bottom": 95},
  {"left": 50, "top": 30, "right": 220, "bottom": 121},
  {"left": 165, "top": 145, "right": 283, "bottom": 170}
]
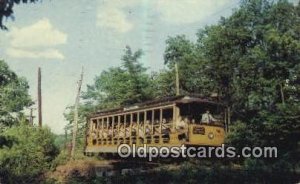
[
  {"left": 175, "top": 62, "right": 180, "bottom": 96},
  {"left": 38, "top": 67, "right": 42, "bottom": 127},
  {"left": 71, "top": 67, "right": 84, "bottom": 160}
]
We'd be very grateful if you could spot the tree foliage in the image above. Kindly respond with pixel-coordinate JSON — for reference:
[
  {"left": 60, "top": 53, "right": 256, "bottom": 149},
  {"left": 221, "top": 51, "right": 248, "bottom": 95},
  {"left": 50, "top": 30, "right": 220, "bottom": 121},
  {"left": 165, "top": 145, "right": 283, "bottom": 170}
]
[
  {"left": 159, "top": 0, "right": 298, "bottom": 172},
  {"left": 0, "top": 60, "right": 32, "bottom": 129},
  {"left": 83, "top": 46, "right": 153, "bottom": 110},
  {"left": 164, "top": 35, "right": 216, "bottom": 96},
  {"left": 64, "top": 46, "right": 155, "bottom": 150},
  {"left": 194, "top": 0, "right": 300, "bottom": 170},
  {"left": 0, "top": 123, "right": 59, "bottom": 183},
  {"left": 0, "top": 0, "right": 39, "bottom": 30}
]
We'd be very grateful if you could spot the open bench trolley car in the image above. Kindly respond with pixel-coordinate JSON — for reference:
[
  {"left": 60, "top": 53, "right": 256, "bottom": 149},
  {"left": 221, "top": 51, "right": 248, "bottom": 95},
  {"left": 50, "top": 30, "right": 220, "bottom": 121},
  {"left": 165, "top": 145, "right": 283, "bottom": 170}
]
[{"left": 85, "top": 95, "right": 228, "bottom": 154}]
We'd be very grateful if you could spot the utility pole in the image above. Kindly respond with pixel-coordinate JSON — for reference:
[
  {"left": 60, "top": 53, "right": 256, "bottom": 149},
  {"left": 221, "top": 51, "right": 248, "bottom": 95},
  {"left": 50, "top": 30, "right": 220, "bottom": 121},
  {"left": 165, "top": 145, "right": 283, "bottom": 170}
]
[
  {"left": 71, "top": 67, "right": 84, "bottom": 159},
  {"left": 38, "top": 67, "right": 42, "bottom": 127},
  {"left": 175, "top": 62, "right": 180, "bottom": 96}
]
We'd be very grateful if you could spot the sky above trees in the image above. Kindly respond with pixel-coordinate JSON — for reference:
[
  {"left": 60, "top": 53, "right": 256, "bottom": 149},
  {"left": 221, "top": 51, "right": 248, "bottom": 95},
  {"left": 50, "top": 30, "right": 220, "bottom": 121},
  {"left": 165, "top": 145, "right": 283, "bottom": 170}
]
[{"left": 0, "top": 0, "right": 298, "bottom": 134}]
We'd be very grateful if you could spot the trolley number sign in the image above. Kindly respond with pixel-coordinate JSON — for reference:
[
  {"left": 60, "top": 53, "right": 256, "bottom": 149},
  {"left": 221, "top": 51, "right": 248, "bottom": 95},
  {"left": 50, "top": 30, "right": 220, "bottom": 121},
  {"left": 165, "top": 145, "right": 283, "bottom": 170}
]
[{"left": 193, "top": 126, "right": 205, "bottom": 135}]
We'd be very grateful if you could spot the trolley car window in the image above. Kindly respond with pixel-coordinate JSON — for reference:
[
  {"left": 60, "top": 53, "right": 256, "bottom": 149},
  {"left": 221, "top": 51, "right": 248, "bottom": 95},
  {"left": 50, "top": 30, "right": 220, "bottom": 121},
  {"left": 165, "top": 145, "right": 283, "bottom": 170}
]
[
  {"left": 125, "top": 114, "right": 130, "bottom": 127},
  {"left": 132, "top": 113, "right": 137, "bottom": 123},
  {"left": 103, "top": 117, "right": 107, "bottom": 128},
  {"left": 178, "top": 102, "right": 224, "bottom": 124},
  {"left": 162, "top": 108, "right": 173, "bottom": 123},
  {"left": 146, "top": 111, "right": 152, "bottom": 122},
  {"left": 139, "top": 111, "right": 145, "bottom": 124},
  {"left": 154, "top": 109, "right": 160, "bottom": 124}
]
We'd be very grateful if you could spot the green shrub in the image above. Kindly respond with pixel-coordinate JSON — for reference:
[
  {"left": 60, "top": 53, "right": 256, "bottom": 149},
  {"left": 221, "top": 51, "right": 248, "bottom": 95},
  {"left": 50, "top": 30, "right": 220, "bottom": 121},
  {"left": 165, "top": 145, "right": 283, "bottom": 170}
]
[{"left": 0, "top": 124, "right": 59, "bottom": 183}]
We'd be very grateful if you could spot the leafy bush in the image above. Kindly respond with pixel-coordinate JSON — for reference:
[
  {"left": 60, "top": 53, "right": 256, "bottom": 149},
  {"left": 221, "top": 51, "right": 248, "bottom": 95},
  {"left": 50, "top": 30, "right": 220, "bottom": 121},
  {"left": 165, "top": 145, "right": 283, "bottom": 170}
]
[
  {"left": 51, "top": 150, "right": 69, "bottom": 170},
  {"left": 0, "top": 123, "right": 59, "bottom": 183}
]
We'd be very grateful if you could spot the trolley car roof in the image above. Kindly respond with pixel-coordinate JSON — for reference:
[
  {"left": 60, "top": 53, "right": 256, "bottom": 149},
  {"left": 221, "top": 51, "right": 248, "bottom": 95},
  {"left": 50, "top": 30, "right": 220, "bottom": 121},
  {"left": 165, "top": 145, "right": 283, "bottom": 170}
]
[{"left": 88, "top": 94, "right": 225, "bottom": 118}]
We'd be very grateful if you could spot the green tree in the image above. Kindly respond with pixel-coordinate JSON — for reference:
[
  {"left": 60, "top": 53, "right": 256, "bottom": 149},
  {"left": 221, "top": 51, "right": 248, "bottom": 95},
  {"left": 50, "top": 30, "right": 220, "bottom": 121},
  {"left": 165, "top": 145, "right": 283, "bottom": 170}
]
[
  {"left": 0, "top": 60, "right": 32, "bottom": 129},
  {"left": 0, "top": 0, "right": 39, "bottom": 30},
  {"left": 209, "top": 0, "right": 300, "bottom": 172},
  {"left": 83, "top": 46, "right": 153, "bottom": 109},
  {"left": 164, "top": 35, "right": 217, "bottom": 96},
  {"left": 63, "top": 46, "right": 154, "bottom": 152},
  {"left": 196, "top": 0, "right": 300, "bottom": 115},
  {"left": 150, "top": 70, "right": 175, "bottom": 97},
  {"left": 164, "top": 35, "right": 197, "bottom": 95},
  {"left": 121, "top": 46, "right": 153, "bottom": 104},
  {"left": 159, "top": 0, "right": 300, "bottom": 174}
]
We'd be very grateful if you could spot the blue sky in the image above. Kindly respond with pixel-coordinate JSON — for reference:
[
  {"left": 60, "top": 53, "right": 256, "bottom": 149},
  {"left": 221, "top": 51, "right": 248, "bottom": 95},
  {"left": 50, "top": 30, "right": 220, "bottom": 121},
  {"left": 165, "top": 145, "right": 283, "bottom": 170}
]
[{"left": 0, "top": 0, "right": 244, "bottom": 134}]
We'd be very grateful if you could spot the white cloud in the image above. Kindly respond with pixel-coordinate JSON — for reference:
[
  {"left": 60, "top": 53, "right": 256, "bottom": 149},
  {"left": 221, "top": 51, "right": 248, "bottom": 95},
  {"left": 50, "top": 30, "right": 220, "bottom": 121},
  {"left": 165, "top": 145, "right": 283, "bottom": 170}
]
[
  {"left": 97, "top": 7, "right": 133, "bottom": 33},
  {"left": 9, "top": 19, "right": 67, "bottom": 48},
  {"left": 155, "top": 0, "right": 232, "bottom": 24},
  {"left": 96, "top": 0, "right": 140, "bottom": 33},
  {"left": 96, "top": 0, "right": 234, "bottom": 33},
  {"left": 6, "top": 18, "right": 67, "bottom": 59},
  {"left": 7, "top": 48, "right": 65, "bottom": 60}
]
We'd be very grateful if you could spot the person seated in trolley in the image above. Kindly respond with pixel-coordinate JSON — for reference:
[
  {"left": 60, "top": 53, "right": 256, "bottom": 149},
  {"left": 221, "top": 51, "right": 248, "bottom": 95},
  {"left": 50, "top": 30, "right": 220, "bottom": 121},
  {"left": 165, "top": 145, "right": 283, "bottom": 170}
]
[
  {"left": 160, "top": 118, "right": 171, "bottom": 134},
  {"left": 124, "top": 123, "right": 130, "bottom": 137},
  {"left": 191, "top": 119, "right": 196, "bottom": 124},
  {"left": 175, "top": 117, "right": 188, "bottom": 130},
  {"left": 98, "top": 129, "right": 103, "bottom": 139},
  {"left": 91, "top": 130, "right": 97, "bottom": 140},
  {"left": 102, "top": 128, "right": 108, "bottom": 139},
  {"left": 118, "top": 124, "right": 125, "bottom": 138},
  {"left": 201, "top": 109, "right": 217, "bottom": 124},
  {"left": 153, "top": 120, "right": 161, "bottom": 134},
  {"left": 107, "top": 126, "right": 113, "bottom": 138},
  {"left": 113, "top": 128, "right": 118, "bottom": 138},
  {"left": 138, "top": 123, "right": 144, "bottom": 138},
  {"left": 131, "top": 122, "right": 137, "bottom": 136},
  {"left": 145, "top": 120, "right": 151, "bottom": 136},
  {"left": 175, "top": 117, "right": 189, "bottom": 140}
]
